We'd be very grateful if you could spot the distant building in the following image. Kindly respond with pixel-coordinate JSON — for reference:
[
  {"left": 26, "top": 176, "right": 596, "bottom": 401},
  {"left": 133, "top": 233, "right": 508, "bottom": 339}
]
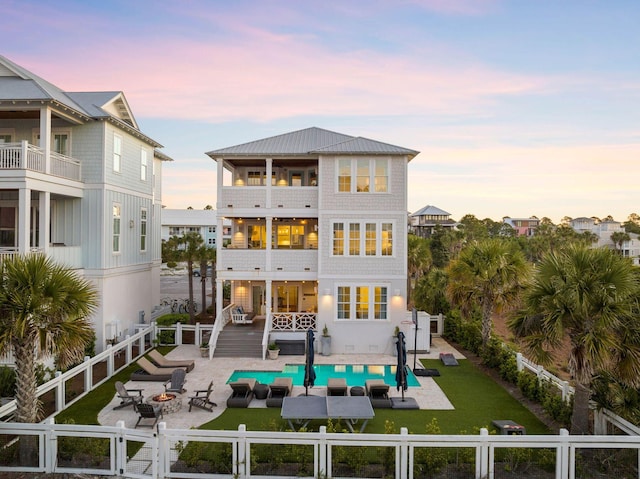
[
  {"left": 502, "top": 217, "right": 540, "bottom": 236},
  {"left": 569, "top": 217, "right": 640, "bottom": 264},
  {"left": 161, "top": 209, "right": 217, "bottom": 247},
  {"left": 410, "top": 205, "right": 457, "bottom": 238}
]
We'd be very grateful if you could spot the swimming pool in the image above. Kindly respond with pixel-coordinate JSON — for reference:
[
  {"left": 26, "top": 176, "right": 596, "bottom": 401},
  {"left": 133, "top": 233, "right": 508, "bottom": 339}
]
[{"left": 227, "top": 364, "right": 420, "bottom": 387}]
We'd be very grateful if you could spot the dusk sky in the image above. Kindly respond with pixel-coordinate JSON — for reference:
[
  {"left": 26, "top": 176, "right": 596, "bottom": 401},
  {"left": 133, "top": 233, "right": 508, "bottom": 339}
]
[{"left": 3, "top": 0, "right": 638, "bottom": 223}]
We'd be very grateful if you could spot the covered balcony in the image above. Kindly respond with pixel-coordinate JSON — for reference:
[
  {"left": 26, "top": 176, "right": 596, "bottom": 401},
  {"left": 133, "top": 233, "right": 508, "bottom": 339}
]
[{"left": 0, "top": 141, "right": 81, "bottom": 181}]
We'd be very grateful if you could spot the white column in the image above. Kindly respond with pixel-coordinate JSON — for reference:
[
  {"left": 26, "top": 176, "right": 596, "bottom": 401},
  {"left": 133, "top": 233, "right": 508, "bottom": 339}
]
[
  {"left": 266, "top": 215, "right": 272, "bottom": 271},
  {"left": 39, "top": 191, "right": 50, "bottom": 253},
  {"left": 265, "top": 158, "right": 272, "bottom": 208},
  {"left": 216, "top": 158, "right": 224, "bottom": 208},
  {"left": 18, "top": 187, "right": 31, "bottom": 253},
  {"left": 266, "top": 279, "right": 272, "bottom": 316},
  {"left": 216, "top": 278, "right": 223, "bottom": 322},
  {"left": 40, "top": 106, "right": 51, "bottom": 174}
]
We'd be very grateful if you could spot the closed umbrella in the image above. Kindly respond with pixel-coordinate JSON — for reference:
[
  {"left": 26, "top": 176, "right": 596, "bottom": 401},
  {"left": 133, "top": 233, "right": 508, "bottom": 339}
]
[
  {"left": 395, "top": 331, "right": 408, "bottom": 401},
  {"left": 304, "top": 328, "right": 316, "bottom": 396}
]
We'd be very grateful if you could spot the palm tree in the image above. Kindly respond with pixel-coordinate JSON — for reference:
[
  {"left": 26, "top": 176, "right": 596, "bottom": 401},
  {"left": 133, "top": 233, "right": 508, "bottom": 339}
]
[
  {"left": 446, "top": 239, "right": 530, "bottom": 347},
  {"left": 509, "top": 245, "right": 640, "bottom": 434},
  {"left": 407, "top": 235, "right": 432, "bottom": 308},
  {"left": 0, "top": 255, "right": 98, "bottom": 425},
  {"left": 610, "top": 231, "right": 630, "bottom": 255}
]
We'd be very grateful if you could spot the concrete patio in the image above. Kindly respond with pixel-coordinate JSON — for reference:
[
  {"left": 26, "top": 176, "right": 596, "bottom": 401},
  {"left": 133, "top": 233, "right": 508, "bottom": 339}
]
[{"left": 98, "top": 337, "right": 465, "bottom": 430}]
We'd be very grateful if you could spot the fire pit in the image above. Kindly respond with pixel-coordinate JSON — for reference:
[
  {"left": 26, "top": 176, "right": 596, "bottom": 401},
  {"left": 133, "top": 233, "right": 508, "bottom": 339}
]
[{"left": 147, "top": 392, "right": 182, "bottom": 414}]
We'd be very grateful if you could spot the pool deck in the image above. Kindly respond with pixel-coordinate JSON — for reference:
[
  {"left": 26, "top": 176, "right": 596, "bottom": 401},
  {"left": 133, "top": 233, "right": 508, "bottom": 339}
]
[{"left": 98, "top": 337, "right": 465, "bottom": 430}]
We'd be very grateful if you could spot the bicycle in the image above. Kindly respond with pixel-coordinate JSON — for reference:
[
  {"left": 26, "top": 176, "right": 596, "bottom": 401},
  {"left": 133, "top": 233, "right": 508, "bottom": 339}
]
[
  {"left": 178, "top": 298, "right": 198, "bottom": 314},
  {"left": 170, "top": 298, "right": 181, "bottom": 313}
]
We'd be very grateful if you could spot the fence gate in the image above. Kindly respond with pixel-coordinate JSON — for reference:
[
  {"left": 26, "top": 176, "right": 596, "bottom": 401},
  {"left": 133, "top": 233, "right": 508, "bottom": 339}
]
[{"left": 120, "top": 429, "right": 158, "bottom": 479}]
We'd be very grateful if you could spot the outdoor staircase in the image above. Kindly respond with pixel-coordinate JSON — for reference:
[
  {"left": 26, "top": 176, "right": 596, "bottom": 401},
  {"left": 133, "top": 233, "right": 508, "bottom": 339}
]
[{"left": 213, "top": 319, "right": 264, "bottom": 358}]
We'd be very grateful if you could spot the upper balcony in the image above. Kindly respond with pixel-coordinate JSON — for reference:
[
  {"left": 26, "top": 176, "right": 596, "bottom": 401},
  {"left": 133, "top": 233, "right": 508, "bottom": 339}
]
[{"left": 0, "top": 141, "right": 81, "bottom": 182}]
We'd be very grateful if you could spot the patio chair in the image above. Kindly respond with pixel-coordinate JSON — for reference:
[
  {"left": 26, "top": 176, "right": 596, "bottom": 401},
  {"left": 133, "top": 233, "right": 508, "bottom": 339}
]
[
  {"left": 135, "top": 402, "right": 163, "bottom": 428},
  {"left": 327, "top": 378, "right": 348, "bottom": 396},
  {"left": 365, "top": 379, "right": 393, "bottom": 408},
  {"left": 164, "top": 368, "right": 187, "bottom": 394},
  {"left": 131, "top": 357, "right": 186, "bottom": 382},
  {"left": 188, "top": 381, "right": 217, "bottom": 412},
  {"left": 113, "top": 381, "right": 143, "bottom": 410},
  {"left": 148, "top": 349, "right": 195, "bottom": 372},
  {"left": 266, "top": 377, "right": 293, "bottom": 407},
  {"left": 226, "top": 378, "right": 257, "bottom": 408}
]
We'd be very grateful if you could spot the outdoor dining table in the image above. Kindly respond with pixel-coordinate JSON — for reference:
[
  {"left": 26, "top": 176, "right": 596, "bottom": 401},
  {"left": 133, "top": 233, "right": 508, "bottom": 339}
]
[{"left": 281, "top": 395, "right": 375, "bottom": 433}]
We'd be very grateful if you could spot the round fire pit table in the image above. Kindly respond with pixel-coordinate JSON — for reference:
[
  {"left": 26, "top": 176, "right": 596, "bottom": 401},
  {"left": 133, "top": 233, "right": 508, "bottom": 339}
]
[{"left": 147, "top": 393, "right": 183, "bottom": 414}]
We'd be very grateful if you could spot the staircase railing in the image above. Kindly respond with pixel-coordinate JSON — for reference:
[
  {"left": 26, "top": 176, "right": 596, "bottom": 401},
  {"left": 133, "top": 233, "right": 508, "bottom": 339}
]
[{"left": 208, "top": 303, "right": 234, "bottom": 358}]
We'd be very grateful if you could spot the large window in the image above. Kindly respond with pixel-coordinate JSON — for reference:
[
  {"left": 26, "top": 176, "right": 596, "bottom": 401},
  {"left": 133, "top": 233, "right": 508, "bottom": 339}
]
[
  {"left": 336, "top": 285, "right": 388, "bottom": 320},
  {"left": 275, "top": 225, "right": 304, "bottom": 248},
  {"left": 332, "top": 221, "right": 394, "bottom": 257},
  {"left": 337, "top": 158, "right": 389, "bottom": 193},
  {"left": 113, "top": 204, "right": 121, "bottom": 253},
  {"left": 113, "top": 135, "right": 122, "bottom": 172},
  {"left": 140, "top": 208, "right": 147, "bottom": 252}
]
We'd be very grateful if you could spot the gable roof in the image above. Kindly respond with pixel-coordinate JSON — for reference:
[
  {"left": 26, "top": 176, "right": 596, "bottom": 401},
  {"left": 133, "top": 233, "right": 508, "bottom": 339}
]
[
  {"left": 206, "top": 127, "right": 418, "bottom": 159},
  {"left": 412, "top": 205, "right": 450, "bottom": 217}
]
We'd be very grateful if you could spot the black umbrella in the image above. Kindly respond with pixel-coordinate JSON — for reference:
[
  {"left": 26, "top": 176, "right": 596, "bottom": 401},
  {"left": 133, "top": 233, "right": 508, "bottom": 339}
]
[
  {"left": 395, "top": 331, "right": 408, "bottom": 401},
  {"left": 304, "top": 328, "right": 316, "bottom": 396}
]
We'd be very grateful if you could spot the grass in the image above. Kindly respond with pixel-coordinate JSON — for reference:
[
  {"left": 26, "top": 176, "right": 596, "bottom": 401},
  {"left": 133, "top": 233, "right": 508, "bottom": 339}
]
[
  {"left": 200, "top": 358, "right": 550, "bottom": 435},
  {"left": 53, "top": 350, "right": 550, "bottom": 436}
]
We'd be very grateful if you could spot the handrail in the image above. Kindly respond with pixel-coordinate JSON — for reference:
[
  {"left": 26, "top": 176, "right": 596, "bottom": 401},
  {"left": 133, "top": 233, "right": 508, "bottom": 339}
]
[
  {"left": 208, "top": 303, "right": 234, "bottom": 359},
  {"left": 261, "top": 311, "right": 271, "bottom": 360}
]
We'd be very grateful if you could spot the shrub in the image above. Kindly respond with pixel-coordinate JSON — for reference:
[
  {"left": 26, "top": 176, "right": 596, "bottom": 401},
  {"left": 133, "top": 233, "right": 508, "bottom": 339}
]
[{"left": 0, "top": 366, "right": 16, "bottom": 397}]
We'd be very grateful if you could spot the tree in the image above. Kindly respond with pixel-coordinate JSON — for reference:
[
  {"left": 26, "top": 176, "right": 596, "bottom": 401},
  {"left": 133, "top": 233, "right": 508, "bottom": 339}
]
[
  {"left": 204, "top": 205, "right": 213, "bottom": 210},
  {"left": 611, "top": 231, "right": 630, "bottom": 254},
  {"left": 509, "top": 245, "right": 640, "bottom": 434},
  {"left": 407, "top": 235, "right": 432, "bottom": 308},
  {"left": 0, "top": 255, "right": 98, "bottom": 426},
  {"left": 414, "top": 268, "right": 450, "bottom": 314},
  {"left": 446, "top": 239, "right": 530, "bottom": 347}
]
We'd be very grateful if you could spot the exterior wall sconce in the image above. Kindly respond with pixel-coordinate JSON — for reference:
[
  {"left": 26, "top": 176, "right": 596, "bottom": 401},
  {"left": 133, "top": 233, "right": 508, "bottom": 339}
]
[
  {"left": 129, "top": 219, "right": 134, "bottom": 228},
  {"left": 324, "top": 289, "right": 331, "bottom": 296},
  {"left": 394, "top": 289, "right": 401, "bottom": 297}
]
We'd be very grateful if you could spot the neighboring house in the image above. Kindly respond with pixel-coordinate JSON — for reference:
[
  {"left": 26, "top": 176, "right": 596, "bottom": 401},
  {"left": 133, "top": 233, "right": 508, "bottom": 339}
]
[
  {"left": 206, "top": 127, "right": 419, "bottom": 354},
  {"left": 569, "top": 217, "right": 640, "bottom": 264},
  {"left": 502, "top": 216, "right": 540, "bottom": 236},
  {"left": 410, "top": 205, "right": 457, "bottom": 238},
  {"left": 0, "top": 55, "right": 171, "bottom": 352},
  {"left": 161, "top": 209, "right": 218, "bottom": 247}
]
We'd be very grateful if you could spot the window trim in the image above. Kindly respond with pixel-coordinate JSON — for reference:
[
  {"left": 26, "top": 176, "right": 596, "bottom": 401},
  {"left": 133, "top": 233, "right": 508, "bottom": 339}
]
[
  {"left": 112, "top": 203, "right": 121, "bottom": 254},
  {"left": 336, "top": 158, "right": 390, "bottom": 194},
  {"left": 331, "top": 220, "right": 395, "bottom": 257},
  {"left": 140, "top": 207, "right": 147, "bottom": 252},
  {"left": 335, "top": 284, "right": 389, "bottom": 321},
  {"left": 113, "top": 134, "right": 122, "bottom": 173},
  {"left": 140, "top": 149, "right": 148, "bottom": 181}
]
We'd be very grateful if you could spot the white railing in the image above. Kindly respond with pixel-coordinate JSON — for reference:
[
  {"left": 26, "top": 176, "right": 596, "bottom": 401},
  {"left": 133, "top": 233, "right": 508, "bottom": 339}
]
[
  {"left": 0, "top": 141, "right": 81, "bottom": 181},
  {"left": 154, "top": 322, "right": 214, "bottom": 350},
  {"left": 208, "top": 304, "right": 234, "bottom": 359},
  {"left": 516, "top": 352, "right": 574, "bottom": 401},
  {"left": 1, "top": 421, "right": 639, "bottom": 479},
  {"left": 261, "top": 313, "right": 270, "bottom": 360},
  {"left": 270, "top": 312, "right": 317, "bottom": 331}
]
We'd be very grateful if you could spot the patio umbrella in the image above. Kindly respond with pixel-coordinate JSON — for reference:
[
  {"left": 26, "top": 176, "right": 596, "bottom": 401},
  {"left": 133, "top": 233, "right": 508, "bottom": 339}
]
[
  {"left": 395, "top": 331, "right": 408, "bottom": 401},
  {"left": 303, "top": 328, "right": 316, "bottom": 396}
]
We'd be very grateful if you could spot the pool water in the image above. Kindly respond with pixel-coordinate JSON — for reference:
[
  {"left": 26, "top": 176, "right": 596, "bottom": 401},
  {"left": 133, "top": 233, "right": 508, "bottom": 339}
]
[{"left": 227, "top": 363, "right": 420, "bottom": 387}]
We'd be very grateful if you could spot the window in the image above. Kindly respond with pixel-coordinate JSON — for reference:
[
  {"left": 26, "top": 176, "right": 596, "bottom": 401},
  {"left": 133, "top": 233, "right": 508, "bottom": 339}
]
[
  {"left": 250, "top": 225, "right": 267, "bottom": 249},
  {"left": 275, "top": 225, "right": 305, "bottom": 248},
  {"left": 113, "top": 204, "right": 121, "bottom": 253},
  {"left": 208, "top": 226, "right": 216, "bottom": 233},
  {"left": 113, "top": 135, "right": 122, "bottom": 172},
  {"left": 289, "top": 171, "right": 303, "bottom": 186},
  {"left": 140, "top": 149, "right": 147, "bottom": 181},
  {"left": 332, "top": 222, "right": 344, "bottom": 255},
  {"left": 337, "top": 159, "right": 351, "bottom": 192},
  {"left": 140, "top": 208, "right": 147, "bottom": 252},
  {"left": 332, "top": 221, "right": 394, "bottom": 257},
  {"left": 0, "top": 134, "right": 11, "bottom": 143},
  {"left": 349, "top": 223, "right": 360, "bottom": 255},
  {"left": 208, "top": 238, "right": 215, "bottom": 245},
  {"left": 337, "top": 158, "right": 389, "bottom": 193},
  {"left": 247, "top": 171, "right": 263, "bottom": 186},
  {"left": 53, "top": 133, "right": 69, "bottom": 155},
  {"left": 336, "top": 285, "right": 388, "bottom": 320}
]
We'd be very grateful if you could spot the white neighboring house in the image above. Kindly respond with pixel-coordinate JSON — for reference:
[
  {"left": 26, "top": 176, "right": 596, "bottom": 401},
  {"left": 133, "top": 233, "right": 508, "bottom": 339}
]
[
  {"left": 570, "top": 217, "right": 640, "bottom": 265},
  {"left": 161, "top": 209, "right": 218, "bottom": 247},
  {"left": 207, "top": 127, "right": 419, "bottom": 354},
  {"left": 0, "top": 55, "right": 172, "bottom": 353}
]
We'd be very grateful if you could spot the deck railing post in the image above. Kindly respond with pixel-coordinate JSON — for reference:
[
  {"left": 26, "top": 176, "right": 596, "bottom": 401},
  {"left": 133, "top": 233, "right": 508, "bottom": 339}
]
[
  {"left": 558, "top": 428, "right": 570, "bottom": 479},
  {"left": 318, "top": 425, "right": 328, "bottom": 479},
  {"left": 477, "top": 427, "right": 489, "bottom": 479},
  {"left": 399, "top": 427, "right": 409, "bottom": 479},
  {"left": 83, "top": 356, "right": 92, "bottom": 394},
  {"left": 237, "top": 424, "right": 247, "bottom": 478},
  {"left": 44, "top": 417, "right": 55, "bottom": 473}
]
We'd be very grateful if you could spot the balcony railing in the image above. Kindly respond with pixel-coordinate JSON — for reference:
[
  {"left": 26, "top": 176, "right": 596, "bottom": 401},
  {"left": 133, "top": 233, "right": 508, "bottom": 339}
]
[
  {"left": 0, "top": 141, "right": 81, "bottom": 181},
  {"left": 270, "top": 312, "right": 317, "bottom": 331}
]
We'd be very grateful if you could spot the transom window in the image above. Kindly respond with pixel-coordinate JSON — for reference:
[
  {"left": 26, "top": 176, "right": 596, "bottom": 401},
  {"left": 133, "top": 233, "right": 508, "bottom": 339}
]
[
  {"left": 337, "top": 158, "right": 389, "bottom": 193},
  {"left": 337, "top": 285, "right": 388, "bottom": 320},
  {"left": 332, "top": 221, "right": 394, "bottom": 257}
]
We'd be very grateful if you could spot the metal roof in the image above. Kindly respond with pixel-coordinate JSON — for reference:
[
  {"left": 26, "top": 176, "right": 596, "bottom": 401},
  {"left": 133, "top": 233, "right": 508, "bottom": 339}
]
[
  {"left": 411, "top": 205, "right": 451, "bottom": 217},
  {"left": 206, "top": 127, "right": 418, "bottom": 158}
]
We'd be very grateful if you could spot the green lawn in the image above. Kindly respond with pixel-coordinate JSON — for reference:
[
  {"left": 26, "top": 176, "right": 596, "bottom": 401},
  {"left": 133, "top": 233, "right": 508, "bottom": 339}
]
[{"left": 200, "top": 358, "right": 550, "bottom": 435}]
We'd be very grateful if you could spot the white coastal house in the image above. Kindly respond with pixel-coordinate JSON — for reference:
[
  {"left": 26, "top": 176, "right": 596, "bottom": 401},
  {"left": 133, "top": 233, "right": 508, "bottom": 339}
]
[
  {"left": 0, "top": 55, "right": 171, "bottom": 351},
  {"left": 206, "top": 127, "right": 419, "bottom": 355},
  {"left": 161, "top": 208, "right": 218, "bottom": 247},
  {"left": 570, "top": 217, "right": 640, "bottom": 265}
]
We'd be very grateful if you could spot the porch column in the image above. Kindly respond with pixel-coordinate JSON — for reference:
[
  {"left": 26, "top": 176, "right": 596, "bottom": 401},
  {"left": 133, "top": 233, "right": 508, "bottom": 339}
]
[
  {"left": 18, "top": 188, "right": 31, "bottom": 254},
  {"left": 215, "top": 158, "right": 224, "bottom": 209},
  {"left": 265, "top": 279, "right": 272, "bottom": 317},
  {"left": 39, "top": 106, "right": 51, "bottom": 174},
  {"left": 216, "top": 278, "right": 223, "bottom": 322},
  {"left": 265, "top": 158, "right": 272, "bottom": 208},
  {"left": 265, "top": 215, "right": 272, "bottom": 271},
  {"left": 39, "top": 191, "right": 50, "bottom": 253}
]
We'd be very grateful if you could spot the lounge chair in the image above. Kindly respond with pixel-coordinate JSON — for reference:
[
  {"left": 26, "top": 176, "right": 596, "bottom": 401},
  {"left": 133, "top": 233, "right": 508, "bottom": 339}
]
[
  {"left": 148, "top": 349, "right": 195, "bottom": 372},
  {"left": 113, "top": 381, "right": 143, "bottom": 410},
  {"left": 327, "top": 378, "right": 348, "bottom": 396},
  {"left": 130, "top": 357, "right": 187, "bottom": 382},
  {"left": 365, "top": 379, "right": 393, "bottom": 408},
  {"left": 266, "top": 377, "right": 293, "bottom": 407},
  {"left": 164, "top": 368, "right": 187, "bottom": 394},
  {"left": 188, "top": 381, "right": 217, "bottom": 412},
  {"left": 226, "top": 378, "right": 257, "bottom": 408},
  {"left": 135, "top": 402, "right": 163, "bottom": 428}
]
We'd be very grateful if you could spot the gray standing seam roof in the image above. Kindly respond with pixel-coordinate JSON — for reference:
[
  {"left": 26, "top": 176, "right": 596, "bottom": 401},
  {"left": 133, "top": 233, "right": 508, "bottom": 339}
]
[
  {"left": 206, "top": 127, "right": 418, "bottom": 157},
  {"left": 412, "top": 205, "right": 451, "bottom": 217}
]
